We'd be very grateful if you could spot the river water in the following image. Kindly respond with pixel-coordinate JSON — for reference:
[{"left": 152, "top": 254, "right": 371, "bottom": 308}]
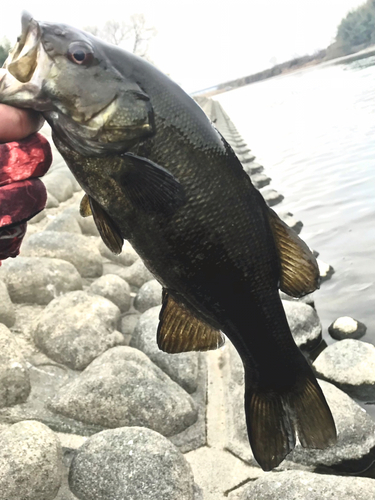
[{"left": 216, "top": 56, "right": 375, "bottom": 348}]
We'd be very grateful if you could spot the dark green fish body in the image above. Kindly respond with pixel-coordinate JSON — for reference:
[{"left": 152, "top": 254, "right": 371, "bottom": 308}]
[{"left": 0, "top": 13, "right": 336, "bottom": 470}]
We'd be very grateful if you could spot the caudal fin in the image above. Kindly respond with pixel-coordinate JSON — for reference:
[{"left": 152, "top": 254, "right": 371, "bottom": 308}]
[{"left": 245, "top": 372, "right": 337, "bottom": 471}]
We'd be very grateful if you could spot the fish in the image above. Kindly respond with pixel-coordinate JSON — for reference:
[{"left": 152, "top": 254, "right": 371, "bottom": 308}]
[{"left": 0, "top": 12, "right": 336, "bottom": 470}]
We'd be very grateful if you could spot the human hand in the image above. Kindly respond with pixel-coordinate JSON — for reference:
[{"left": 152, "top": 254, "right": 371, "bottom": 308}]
[{"left": 0, "top": 101, "right": 52, "bottom": 264}]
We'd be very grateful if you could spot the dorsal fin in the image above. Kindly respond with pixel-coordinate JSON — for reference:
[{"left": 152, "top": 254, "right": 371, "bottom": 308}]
[
  {"left": 87, "top": 195, "right": 123, "bottom": 255},
  {"left": 157, "top": 291, "right": 225, "bottom": 353},
  {"left": 267, "top": 207, "right": 320, "bottom": 297}
]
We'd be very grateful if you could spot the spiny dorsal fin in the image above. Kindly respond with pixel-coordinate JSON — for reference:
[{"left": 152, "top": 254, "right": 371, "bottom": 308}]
[
  {"left": 79, "top": 194, "right": 92, "bottom": 218},
  {"left": 267, "top": 207, "right": 320, "bottom": 297},
  {"left": 88, "top": 195, "right": 123, "bottom": 255},
  {"left": 157, "top": 291, "right": 225, "bottom": 353}
]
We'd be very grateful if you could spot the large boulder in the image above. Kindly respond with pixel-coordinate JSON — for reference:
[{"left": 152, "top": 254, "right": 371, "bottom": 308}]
[
  {"left": 49, "top": 346, "right": 198, "bottom": 437},
  {"left": 34, "top": 291, "right": 123, "bottom": 370},
  {"left": 313, "top": 339, "right": 375, "bottom": 400},
  {"left": 88, "top": 274, "right": 131, "bottom": 313},
  {"left": 131, "top": 307, "right": 200, "bottom": 394},
  {"left": 0, "top": 324, "right": 30, "bottom": 408},
  {"left": 229, "top": 470, "right": 375, "bottom": 500},
  {"left": 22, "top": 231, "right": 102, "bottom": 278},
  {"left": 0, "top": 421, "right": 63, "bottom": 500},
  {"left": 69, "top": 427, "right": 196, "bottom": 500},
  {"left": 0, "top": 257, "right": 82, "bottom": 305}
]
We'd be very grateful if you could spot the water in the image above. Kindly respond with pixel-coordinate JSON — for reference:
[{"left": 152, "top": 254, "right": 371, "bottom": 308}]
[{"left": 216, "top": 57, "right": 375, "bottom": 348}]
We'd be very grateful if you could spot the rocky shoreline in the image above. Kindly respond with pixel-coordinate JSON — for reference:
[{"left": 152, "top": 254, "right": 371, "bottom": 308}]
[{"left": 0, "top": 99, "right": 373, "bottom": 499}]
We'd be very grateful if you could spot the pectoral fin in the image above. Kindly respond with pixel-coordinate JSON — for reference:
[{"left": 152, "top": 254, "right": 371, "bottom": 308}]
[
  {"left": 85, "top": 195, "right": 123, "bottom": 255},
  {"left": 79, "top": 194, "right": 92, "bottom": 217},
  {"left": 267, "top": 207, "right": 320, "bottom": 297},
  {"left": 112, "top": 153, "right": 185, "bottom": 215},
  {"left": 158, "top": 291, "right": 225, "bottom": 353}
]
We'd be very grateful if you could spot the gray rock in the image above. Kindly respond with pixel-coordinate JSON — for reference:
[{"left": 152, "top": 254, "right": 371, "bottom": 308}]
[
  {"left": 62, "top": 206, "right": 100, "bottom": 237},
  {"left": 228, "top": 470, "right": 375, "bottom": 500},
  {"left": 0, "top": 324, "right": 30, "bottom": 408},
  {"left": 313, "top": 339, "right": 375, "bottom": 400},
  {"left": 134, "top": 279, "right": 162, "bottom": 313},
  {"left": 22, "top": 231, "right": 103, "bottom": 278},
  {"left": 28, "top": 209, "right": 46, "bottom": 224},
  {"left": 46, "top": 192, "right": 60, "bottom": 208},
  {"left": 53, "top": 165, "right": 82, "bottom": 192},
  {"left": 69, "top": 427, "right": 195, "bottom": 500},
  {"left": 49, "top": 346, "right": 198, "bottom": 436},
  {"left": 121, "top": 313, "right": 141, "bottom": 338},
  {"left": 45, "top": 212, "right": 82, "bottom": 234},
  {"left": 279, "top": 291, "right": 315, "bottom": 308},
  {"left": 0, "top": 279, "right": 15, "bottom": 327},
  {"left": 328, "top": 316, "right": 367, "bottom": 340},
  {"left": 276, "top": 211, "right": 303, "bottom": 234},
  {"left": 98, "top": 239, "right": 139, "bottom": 266},
  {"left": 89, "top": 274, "right": 131, "bottom": 312},
  {"left": 131, "top": 307, "right": 199, "bottom": 394},
  {"left": 0, "top": 257, "right": 82, "bottom": 305},
  {"left": 34, "top": 291, "right": 123, "bottom": 370},
  {"left": 317, "top": 258, "right": 334, "bottom": 281},
  {"left": 282, "top": 299, "right": 322, "bottom": 350},
  {"left": 42, "top": 172, "right": 74, "bottom": 202},
  {"left": 243, "top": 161, "right": 264, "bottom": 175},
  {"left": 250, "top": 173, "right": 271, "bottom": 189},
  {"left": 0, "top": 420, "right": 63, "bottom": 500},
  {"left": 120, "top": 258, "right": 154, "bottom": 288},
  {"left": 260, "top": 188, "right": 284, "bottom": 207}
]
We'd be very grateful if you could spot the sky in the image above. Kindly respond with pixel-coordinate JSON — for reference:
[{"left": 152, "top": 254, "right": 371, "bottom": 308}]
[{"left": 0, "top": 0, "right": 367, "bottom": 92}]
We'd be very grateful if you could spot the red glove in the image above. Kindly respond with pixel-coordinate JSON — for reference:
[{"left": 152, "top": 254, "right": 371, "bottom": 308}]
[{"left": 0, "top": 133, "right": 52, "bottom": 264}]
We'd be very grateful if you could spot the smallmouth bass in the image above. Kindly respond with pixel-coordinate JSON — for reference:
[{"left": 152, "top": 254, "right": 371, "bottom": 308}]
[{"left": 0, "top": 12, "right": 336, "bottom": 470}]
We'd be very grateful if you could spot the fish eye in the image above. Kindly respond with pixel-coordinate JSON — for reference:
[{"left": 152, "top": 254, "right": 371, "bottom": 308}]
[{"left": 67, "top": 42, "right": 94, "bottom": 66}]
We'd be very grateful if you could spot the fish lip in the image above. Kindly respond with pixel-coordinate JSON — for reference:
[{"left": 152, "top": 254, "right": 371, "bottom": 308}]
[{"left": 4, "top": 12, "right": 41, "bottom": 83}]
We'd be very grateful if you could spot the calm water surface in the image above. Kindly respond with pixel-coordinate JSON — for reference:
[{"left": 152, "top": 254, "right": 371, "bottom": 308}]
[{"left": 216, "top": 57, "right": 375, "bottom": 346}]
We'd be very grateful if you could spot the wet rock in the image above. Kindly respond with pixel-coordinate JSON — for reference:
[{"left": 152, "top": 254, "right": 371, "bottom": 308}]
[
  {"left": 282, "top": 300, "right": 322, "bottom": 350},
  {"left": 45, "top": 212, "right": 82, "bottom": 234},
  {"left": 22, "top": 231, "right": 103, "bottom": 278},
  {"left": 328, "top": 316, "right": 367, "bottom": 340},
  {"left": 276, "top": 211, "right": 303, "bottom": 234},
  {"left": 120, "top": 258, "right": 154, "bottom": 288},
  {"left": 260, "top": 188, "right": 284, "bottom": 207},
  {"left": 134, "top": 279, "right": 162, "bottom": 313},
  {"left": 42, "top": 172, "right": 74, "bottom": 202},
  {"left": 131, "top": 307, "right": 199, "bottom": 394},
  {"left": 279, "top": 291, "right": 315, "bottom": 308},
  {"left": 98, "top": 239, "right": 139, "bottom": 267},
  {"left": 317, "top": 259, "right": 334, "bottom": 281},
  {"left": 229, "top": 470, "right": 375, "bottom": 500},
  {"left": 0, "top": 420, "right": 63, "bottom": 500},
  {"left": 313, "top": 339, "right": 375, "bottom": 401},
  {"left": 49, "top": 346, "right": 197, "bottom": 436},
  {"left": 0, "top": 324, "right": 30, "bottom": 408},
  {"left": 69, "top": 427, "right": 195, "bottom": 500},
  {"left": 0, "top": 279, "right": 15, "bottom": 327},
  {"left": 89, "top": 274, "right": 131, "bottom": 313},
  {"left": 34, "top": 291, "right": 123, "bottom": 370},
  {"left": 0, "top": 257, "right": 82, "bottom": 305}
]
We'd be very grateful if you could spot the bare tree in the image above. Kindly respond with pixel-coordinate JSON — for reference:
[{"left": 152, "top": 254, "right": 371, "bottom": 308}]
[{"left": 85, "top": 14, "right": 157, "bottom": 60}]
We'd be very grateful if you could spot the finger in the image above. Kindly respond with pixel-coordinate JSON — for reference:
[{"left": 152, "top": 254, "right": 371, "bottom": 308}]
[
  {"left": 0, "top": 178, "right": 47, "bottom": 227},
  {"left": 0, "top": 104, "right": 44, "bottom": 143},
  {"left": 0, "top": 133, "right": 52, "bottom": 185}
]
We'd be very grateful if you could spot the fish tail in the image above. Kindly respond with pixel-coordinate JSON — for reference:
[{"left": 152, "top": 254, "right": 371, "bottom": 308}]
[{"left": 244, "top": 367, "right": 337, "bottom": 471}]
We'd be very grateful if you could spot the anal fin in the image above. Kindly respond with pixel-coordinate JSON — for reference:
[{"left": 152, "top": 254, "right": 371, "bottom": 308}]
[
  {"left": 158, "top": 291, "right": 225, "bottom": 353},
  {"left": 267, "top": 207, "right": 320, "bottom": 297}
]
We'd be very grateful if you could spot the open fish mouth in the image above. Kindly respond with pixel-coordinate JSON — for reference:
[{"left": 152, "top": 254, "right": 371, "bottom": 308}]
[{"left": 4, "top": 12, "right": 41, "bottom": 83}]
